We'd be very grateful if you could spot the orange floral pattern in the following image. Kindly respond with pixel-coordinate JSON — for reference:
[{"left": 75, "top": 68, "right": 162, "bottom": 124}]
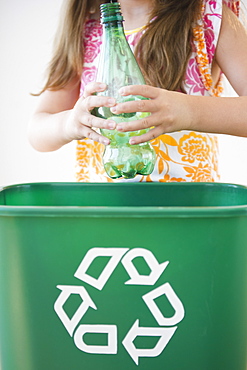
[
  {"left": 76, "top": 140, "right": 113, "bottom": 183},
  {"left": 191, "top": 2, "right": 223, "bottom": 96},
  {"left": 178, "top": 132, "right": 211, "bottom": 163},
  {"left": 75, "top": 0, "right": 226, "bottom": 183},
  {"left": 184, "top": 163, "right": 214, "bottom": 182}
]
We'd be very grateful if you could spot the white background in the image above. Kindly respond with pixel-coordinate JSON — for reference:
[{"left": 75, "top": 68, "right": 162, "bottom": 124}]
[{"left": 0, "top": 0, "right": 246, "bottom": 187}]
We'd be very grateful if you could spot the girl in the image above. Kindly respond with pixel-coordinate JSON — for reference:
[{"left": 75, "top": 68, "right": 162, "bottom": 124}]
[{"left": 28, "top": 0, "right": 247, "bottom": 182}]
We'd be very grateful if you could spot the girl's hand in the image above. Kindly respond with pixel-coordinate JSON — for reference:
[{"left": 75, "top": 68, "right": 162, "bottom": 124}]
[
  {"left": 65, "top": 82, "right": 116, "bottom": 145},
  {"left": 110, "top": 85, "right": 193, "bottom": 144}
]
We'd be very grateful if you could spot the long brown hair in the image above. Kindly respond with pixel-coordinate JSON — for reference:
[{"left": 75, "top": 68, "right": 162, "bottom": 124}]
[
  {"left": 136, "top": 0, "right": 201, "bottom": 91},
  {"left": 38, "top": 0, "right": 237, "bottom": 94}
]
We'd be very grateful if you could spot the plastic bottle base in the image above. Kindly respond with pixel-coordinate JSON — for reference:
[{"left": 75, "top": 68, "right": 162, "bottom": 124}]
[{"left": 104, "top": 162, "right": 155, "bottom": 179}]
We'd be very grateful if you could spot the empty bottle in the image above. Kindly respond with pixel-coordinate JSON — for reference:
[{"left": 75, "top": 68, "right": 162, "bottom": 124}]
[{"left": 93, "top": 2, "right": 156, "bottom": 179}]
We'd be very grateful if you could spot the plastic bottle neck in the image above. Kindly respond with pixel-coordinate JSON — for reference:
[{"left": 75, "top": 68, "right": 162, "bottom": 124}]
[{"left": 100, "top": 3, "right": 124, "bottom": 26}]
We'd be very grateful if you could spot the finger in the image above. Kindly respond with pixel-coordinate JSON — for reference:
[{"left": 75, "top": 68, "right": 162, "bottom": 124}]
[
  {"left": 119, "top": 84, "right": 160, "bottom": 100},
  {"left": 81, "top": 113, "right": 116, "bottom": 130},
  {"left": 111, "top": 98, "right": 152, "bottom": 115},
  {"left": 129, "top": 126, "right": 165, "bottom": 145},
  {"left": 116, "top": 114, "right": 154, "bottom": 132},
  {"left": 83, "top": 95, "right": 116, "bottom": 112},
  {"left": 79, "top": 126, "right": 110, "bottom": 145},
  {"left": 83, "top": 82, "right": 107, "bottom": 98}
]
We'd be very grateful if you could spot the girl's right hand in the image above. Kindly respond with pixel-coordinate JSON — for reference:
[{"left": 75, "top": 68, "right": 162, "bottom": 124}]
[{"left": 64, "top": 82, "right": 117, "bottom": 145}]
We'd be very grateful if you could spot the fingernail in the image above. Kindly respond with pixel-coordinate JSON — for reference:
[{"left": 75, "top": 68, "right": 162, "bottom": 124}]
[
  {"left": 108, "top": 98, "right": 115, "bottom": 106},
  {"left": 129, "top": 138, "right": 136, "bottom": 145},
  {"left": 119, "top": 87, "right": 126, "bottom": 95},
  {"left": 111, "top": 106, "right": 117, "bottom": 113},
  {"left": 103, "top": 138, "right": 110, "bottom": 145},
  {"left": 117, "top": 124, "right": 123, "bottom": 131},
  {"left": 107, "top": 120, "right": 115, "bottom": 129},
  {"left": 99, "top": 83, "right": 107, "bottom": 89}
]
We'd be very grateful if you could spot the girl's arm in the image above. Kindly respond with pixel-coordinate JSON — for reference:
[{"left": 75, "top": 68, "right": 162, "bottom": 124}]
[
  {"left": 110, "top": 5, "right": 247, "bottom": 144},
  {"left": 28, "top": 78, "right": 116, "bottom": 152}
]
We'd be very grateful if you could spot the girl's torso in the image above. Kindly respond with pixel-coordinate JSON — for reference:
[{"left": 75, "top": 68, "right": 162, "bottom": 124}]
[{"left": 76, "top": 0, "right": 224, "bottom": 183}]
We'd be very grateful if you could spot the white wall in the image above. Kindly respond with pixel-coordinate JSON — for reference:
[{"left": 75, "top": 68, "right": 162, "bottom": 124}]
[
  {"left": 0, "top": 0, "right": 247, "bottom": 187},
  {"left": 0, "top": 0, "right": 75, "bottom": 187}
]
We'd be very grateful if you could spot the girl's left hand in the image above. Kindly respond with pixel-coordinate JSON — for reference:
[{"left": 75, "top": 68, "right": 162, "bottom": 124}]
[{"left": 110, "top": 85, "right": 194, "bottom": 144}]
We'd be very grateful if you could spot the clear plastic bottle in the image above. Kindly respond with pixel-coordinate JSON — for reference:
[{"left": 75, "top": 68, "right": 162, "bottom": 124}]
[{"left": 93, "top": 2, "right": 156, "bottom": 179}]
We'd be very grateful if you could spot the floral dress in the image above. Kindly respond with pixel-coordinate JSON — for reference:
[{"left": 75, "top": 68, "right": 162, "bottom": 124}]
[{"left": 75, "top": 0, "right": 236, "bottom": 183}]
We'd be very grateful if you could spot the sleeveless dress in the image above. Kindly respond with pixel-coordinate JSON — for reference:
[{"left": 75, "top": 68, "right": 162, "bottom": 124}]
[{"left": 75, "top": 0, "right": 235, "bottom": 183}]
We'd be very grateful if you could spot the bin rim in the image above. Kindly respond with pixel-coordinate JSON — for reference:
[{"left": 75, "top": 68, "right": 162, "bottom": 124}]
[
  {"left": 0, "top": 182, "right": 247, "bottom": 218},
  {"left": 1, "top": 205, "right": 247, "bottom": 218}
]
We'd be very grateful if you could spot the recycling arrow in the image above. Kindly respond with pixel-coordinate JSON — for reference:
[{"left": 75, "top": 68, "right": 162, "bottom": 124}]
[
  {"left": 121, "top": 248, "right": 169, "bottom": 285},
  {"left": 142, "top": 283, "right": 185, "bottom": 326},
  {"left": 74, "top": 248, "right": 129, "bottom": 290},
  {"left": 74, "top": 324, "right": 117, "bottom": 354},
  {"left": 54, "top": 285, "right": 97, "bottom": 336},
  {"left": 122, "top": 320, "right": 177, "bottom": 365}
]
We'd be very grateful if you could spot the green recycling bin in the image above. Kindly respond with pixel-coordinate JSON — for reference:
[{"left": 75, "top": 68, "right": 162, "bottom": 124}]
[{"left": 0, "top": 182, "right": 247, "bottom": 370}]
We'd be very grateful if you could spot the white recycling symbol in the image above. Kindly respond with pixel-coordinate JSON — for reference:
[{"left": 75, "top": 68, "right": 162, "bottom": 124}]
[{"left": 54, "top": 247, "right": 185, "bottom": 365}]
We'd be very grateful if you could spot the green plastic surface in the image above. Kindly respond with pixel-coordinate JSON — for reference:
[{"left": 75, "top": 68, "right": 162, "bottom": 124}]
[{"left": 0, "top": 182, "right": 247, "bottom": 370}]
